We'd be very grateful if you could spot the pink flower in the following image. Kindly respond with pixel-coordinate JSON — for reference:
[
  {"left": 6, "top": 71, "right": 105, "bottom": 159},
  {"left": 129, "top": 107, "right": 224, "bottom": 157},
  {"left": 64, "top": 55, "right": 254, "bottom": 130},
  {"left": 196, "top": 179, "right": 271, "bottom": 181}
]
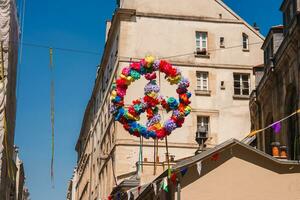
[
  {"left": 145, "top": 72, "right": 157, "bottom": 80},
  {"left": 122, "top": 67, "right": 131, "bottom": 76}
]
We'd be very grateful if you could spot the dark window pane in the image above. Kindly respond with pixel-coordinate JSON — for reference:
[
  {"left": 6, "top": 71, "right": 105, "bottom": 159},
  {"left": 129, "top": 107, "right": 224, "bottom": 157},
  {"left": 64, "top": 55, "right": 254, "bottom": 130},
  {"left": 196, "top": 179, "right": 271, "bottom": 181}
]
[
  {"left": 243, "top": 89, "right": 249, "bottom": 96},
  {"left": 234, "top": 88, "right": 240, "bottom": 95}
]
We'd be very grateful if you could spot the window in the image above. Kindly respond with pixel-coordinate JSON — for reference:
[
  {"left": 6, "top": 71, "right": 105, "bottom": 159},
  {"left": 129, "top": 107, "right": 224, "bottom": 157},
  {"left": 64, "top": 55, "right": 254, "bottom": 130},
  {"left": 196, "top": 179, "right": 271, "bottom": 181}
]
[
  {"left": 242, "top": 33, "right": 249, "bottom": 50},
  {"left": 233, "top": 73, "right": 250, "bottom": 96},
  {"left": 196, "top": 71, "right": 209, "bottom": 91},
  {"left": 264, "top": 38, "right": 274, "bottom": 68},
  {"left": 197, "top": 116, "right": 209, "bottom": 135},
  {"left": 196, "top": 32, "right": 208, "bottom": 54},
  {"left": 220, "top": 37, "right": 225, "bottom": 47}
]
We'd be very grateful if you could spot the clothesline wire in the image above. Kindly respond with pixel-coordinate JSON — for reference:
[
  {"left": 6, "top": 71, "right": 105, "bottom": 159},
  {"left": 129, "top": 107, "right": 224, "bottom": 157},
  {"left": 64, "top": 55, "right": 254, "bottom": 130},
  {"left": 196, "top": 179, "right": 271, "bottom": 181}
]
[
  {"left": 5, "top": 38, "right": 278, "bottom": 58},
  {"left": 21, "top": 42, "right": 102, "bottom": 55}
]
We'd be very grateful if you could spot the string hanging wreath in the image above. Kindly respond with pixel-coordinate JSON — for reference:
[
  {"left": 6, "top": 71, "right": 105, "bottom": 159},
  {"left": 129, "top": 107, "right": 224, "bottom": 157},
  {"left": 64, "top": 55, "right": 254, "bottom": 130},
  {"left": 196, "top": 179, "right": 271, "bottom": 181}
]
[{"left": 110, "top": 56, "right": 191, "bottom": 139}]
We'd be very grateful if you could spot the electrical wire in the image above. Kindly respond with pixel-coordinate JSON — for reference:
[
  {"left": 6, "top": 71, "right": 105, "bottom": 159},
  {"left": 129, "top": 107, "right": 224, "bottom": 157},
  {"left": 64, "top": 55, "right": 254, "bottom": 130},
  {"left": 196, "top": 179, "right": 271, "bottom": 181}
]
[
  {"left": 118, "top": 40, "right": 267, "bottom": 61},
  {"left": 9, "top": 38, "right": 269, "bottom": 59},
  {"left": 21, "top": 42, "right": 101, "bottom": 55}
]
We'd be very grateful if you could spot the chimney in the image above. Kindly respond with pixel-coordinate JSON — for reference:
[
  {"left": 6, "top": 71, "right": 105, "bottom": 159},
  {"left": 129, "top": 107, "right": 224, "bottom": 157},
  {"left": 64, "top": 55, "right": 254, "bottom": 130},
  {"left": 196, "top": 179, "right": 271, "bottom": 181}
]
[
  {"left": 105, "top": 20, "right": 112, "bottom": 42},
  {"left": 253, "top": 22, "right": 260, "bottom": 32}
]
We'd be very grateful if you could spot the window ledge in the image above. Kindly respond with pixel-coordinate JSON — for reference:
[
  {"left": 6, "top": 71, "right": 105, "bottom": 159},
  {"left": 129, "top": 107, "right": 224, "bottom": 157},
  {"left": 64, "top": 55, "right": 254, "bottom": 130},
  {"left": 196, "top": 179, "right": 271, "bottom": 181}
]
[
  {"left": 242, "top": 48, "right": 250, "bottom": 52},
  {"left": 195, "top": 90, "right": 211, "bottom": 96},
  {"left": 220, "top": 45, "right": 225, "bottom": 48},
  {"left": 233, "top": 95, "right": 249, "bottom": 100},
  {"left": 195, "top": 53, "right": 210, "bottom": 59}
]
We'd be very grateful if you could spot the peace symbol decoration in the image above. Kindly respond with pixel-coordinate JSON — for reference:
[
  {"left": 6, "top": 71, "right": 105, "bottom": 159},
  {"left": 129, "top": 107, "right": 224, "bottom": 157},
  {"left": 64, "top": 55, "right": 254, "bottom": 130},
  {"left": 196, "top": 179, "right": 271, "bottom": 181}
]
[{"left": 110, "top": 56, "right": 192, "bottom": 139}]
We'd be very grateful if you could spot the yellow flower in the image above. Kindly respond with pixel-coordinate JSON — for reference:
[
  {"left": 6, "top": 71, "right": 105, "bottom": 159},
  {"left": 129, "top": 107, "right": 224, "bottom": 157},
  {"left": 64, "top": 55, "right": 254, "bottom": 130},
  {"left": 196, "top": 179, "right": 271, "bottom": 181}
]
[
  {"left": 167, "top": 75, "right": 181, "bottom": 85},
  {"left": 148, "top": 91, "right": 158, "bottom": 99},
  {"left": 111, "top": 90, "right": 117, "bottom": 97},
  {"left": 145, "top": 55, "right": 155, "bottom": 68}
]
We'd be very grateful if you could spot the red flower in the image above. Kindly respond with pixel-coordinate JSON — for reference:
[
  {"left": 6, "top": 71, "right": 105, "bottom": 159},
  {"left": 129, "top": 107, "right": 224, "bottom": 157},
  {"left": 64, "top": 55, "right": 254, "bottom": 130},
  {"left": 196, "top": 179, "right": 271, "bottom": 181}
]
[
  {"left": 132, "top": 99, "right": 141, "bottom": 105},
  {"left": 156, "top": 129, "right": 167, "bottom": 139},
  {"left": 145, "top": 72, "right": 157, "bottom": 80},
  {"left": 119, "top": 117, "right": 127, "bottom": 124},
  {"left": 128, "top": 106, "right": 138, "bottom": 116},
  {"left": 160, "top": 99, "right": 170, "bottom": 111},
  {"left": 176, "top": 87, "right": 187, "bottom": 94},
  {"left": 130, "top": 62, "right": 141, "bottom": 71},
  {"left": 159, "top": 60, "right": 172, "bottom": 73},
  {"left": 116, "top": 78, "right": 127, "bottom": 88},
  {"left": 123, "top": 123, "right": 130, "bottom": 130},
  {"left": 168, "top": 67, "right": 177, "bottom": 77},
  {"left": 144, "top": 96, "right": 159, "bottom": 107},
  {"left": 133, "top": 131, "right": 140, "bottom": 137},
  {"left": 116, "top": 88, "right": 126, "bottom": 98},
  {"left": 146, "top": 108, "right": 154, "bottom": 119},
  {"left": 178, "top": 103, "right": 185, "bottom": 113},
  {"left": 171, "top": 116, "right": 185, "bottom": 127}
]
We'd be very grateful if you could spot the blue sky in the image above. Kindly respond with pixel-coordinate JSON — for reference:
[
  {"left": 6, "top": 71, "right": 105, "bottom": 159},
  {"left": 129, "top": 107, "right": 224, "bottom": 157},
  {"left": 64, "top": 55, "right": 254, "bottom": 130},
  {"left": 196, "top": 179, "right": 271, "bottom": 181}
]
[{"left": 15, "top": 0, "right": 283, "bottom": 199}]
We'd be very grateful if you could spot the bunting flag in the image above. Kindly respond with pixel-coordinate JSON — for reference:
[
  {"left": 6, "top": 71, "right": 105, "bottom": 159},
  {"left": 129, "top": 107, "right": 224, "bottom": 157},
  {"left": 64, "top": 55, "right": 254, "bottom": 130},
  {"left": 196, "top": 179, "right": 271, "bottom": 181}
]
[
  {"left": 160, "top": 177, "right": 169, "bottom": 192},
  {"left": 138, "top": 186, "right": 141, "bottom": 195},
  {"left": 117, "top": 192, "right": 121, "bottom": 200},
  {"left": 211, "top": 153, "right": 219, "bottom": 161},
  {"left": 127, "top": 190, "right": 131, "bottom": 200},
  {"left": 170, "top": 172, "right": 177, "bottom": 185},
  {"left": 153, "top": 182, "right": 157, "bottom": 195},
  {"left": 272, "top": 122, "right": 281, "bottom": 134},
  {"left": 168, "top": 167, "right": 172, "bottom": 179},
  {"left": 49, "top": 48, "right": 55, "bottom": 187},
  {"left": 196, "top": 161, "right": 202, "bottom": 176},
  {"left": 180, "top": 167, "right": 188, "bottom": 177}
]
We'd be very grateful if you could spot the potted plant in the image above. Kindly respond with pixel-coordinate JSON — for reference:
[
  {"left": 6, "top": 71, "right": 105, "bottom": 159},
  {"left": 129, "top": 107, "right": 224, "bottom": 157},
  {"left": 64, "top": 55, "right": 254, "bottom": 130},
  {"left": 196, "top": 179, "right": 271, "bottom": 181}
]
[{"left": 271, "top": 142, "right": 280, "bottom": 157}]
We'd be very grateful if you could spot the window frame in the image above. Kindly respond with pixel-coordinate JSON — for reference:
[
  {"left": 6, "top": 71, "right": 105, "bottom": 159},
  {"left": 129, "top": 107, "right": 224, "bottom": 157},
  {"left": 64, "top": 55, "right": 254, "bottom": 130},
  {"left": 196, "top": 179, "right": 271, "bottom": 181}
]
[
  {"left": 196, "top": 31, "right": 208, "bottom": 52},
  {"left": 196, "top": 71, "right": 209, "bottom": 91},
  {"left": 242, "top": 33, "right": 249, "bottom": 50},
  {"left": 233, "top": 73, "right": 250, "bottom": 96}
]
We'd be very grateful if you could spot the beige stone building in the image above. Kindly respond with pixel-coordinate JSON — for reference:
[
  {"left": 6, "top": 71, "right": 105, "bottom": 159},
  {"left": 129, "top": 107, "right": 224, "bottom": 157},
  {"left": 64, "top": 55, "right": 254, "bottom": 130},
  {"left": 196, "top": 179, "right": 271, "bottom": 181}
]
[
  {"left": 249, "top": 0, "right": 300, "bottom": 160},
  {"left": 0, "top": 0, "right": 20, "bottom": 199},
  {"left": 71, "top": 0, "right": 264, "bottom": 199}
]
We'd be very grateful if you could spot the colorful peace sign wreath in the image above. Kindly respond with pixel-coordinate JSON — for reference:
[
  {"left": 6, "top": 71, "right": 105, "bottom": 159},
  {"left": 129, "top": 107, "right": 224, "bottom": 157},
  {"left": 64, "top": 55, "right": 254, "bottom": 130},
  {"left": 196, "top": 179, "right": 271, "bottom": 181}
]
[{"left": 110, "top": 56, "right": 192, "bottom": 139}]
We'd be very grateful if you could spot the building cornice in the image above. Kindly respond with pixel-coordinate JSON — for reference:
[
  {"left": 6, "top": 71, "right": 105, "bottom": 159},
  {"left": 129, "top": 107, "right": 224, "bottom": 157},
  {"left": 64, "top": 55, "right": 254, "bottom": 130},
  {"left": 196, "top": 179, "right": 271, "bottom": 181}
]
[{"left": 135, "top": 11, "right": 243, "bottom": 24}]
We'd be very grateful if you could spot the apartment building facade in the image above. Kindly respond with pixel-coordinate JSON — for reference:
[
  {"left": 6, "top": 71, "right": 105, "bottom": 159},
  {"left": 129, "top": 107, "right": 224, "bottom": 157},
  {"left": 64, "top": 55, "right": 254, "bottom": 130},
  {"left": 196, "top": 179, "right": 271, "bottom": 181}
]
[
  {"left": 0, "top": 0, "right": 20, "bottom": 199},
  {"left": 72, "top": 0, "right": 264, "bottom": 199}
]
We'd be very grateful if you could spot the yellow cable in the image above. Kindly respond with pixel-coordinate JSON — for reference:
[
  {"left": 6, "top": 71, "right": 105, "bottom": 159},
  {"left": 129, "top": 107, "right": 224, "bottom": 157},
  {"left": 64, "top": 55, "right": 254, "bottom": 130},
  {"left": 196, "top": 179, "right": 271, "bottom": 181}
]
[{"left": 245, "top": 108, "right": 300, "bottom": 138}]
